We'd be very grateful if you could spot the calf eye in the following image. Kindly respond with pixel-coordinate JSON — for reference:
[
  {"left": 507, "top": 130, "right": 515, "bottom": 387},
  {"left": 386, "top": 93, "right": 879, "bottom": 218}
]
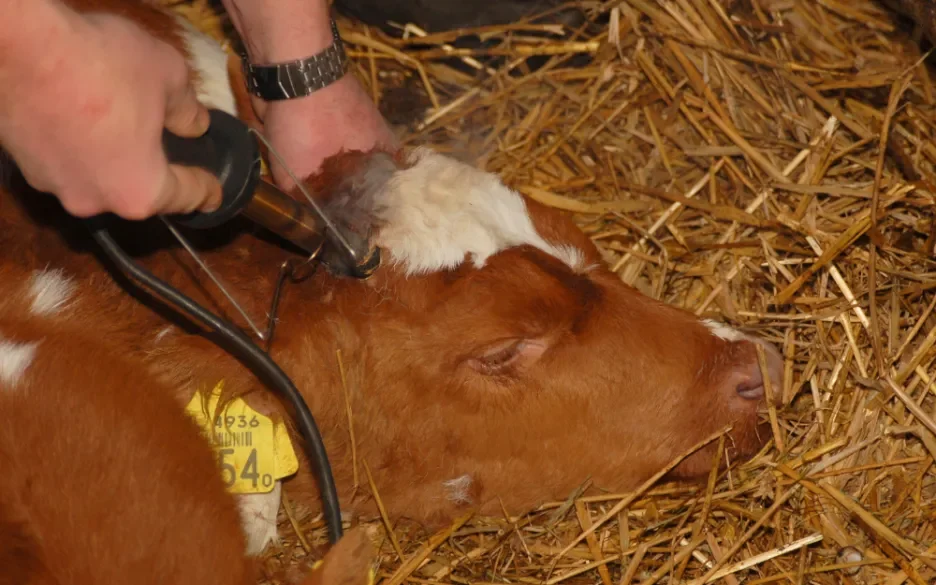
[{"left": 467, "top": 338, "right": 548, "bottom": 376}]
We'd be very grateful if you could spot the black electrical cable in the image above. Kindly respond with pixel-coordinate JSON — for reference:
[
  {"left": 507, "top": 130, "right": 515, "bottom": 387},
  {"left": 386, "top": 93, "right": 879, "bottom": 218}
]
[{"left": 87, "top": 222, "right": 344, "bottom": 545}]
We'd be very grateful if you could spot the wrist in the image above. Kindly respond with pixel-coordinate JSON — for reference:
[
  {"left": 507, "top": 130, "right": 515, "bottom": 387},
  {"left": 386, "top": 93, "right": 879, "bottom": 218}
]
[
  {"left": 221, "top": 0, "right": 335, "bottom": 64},
  {"left": 233, "top": 4, "right": 348, "bottom": 103}
]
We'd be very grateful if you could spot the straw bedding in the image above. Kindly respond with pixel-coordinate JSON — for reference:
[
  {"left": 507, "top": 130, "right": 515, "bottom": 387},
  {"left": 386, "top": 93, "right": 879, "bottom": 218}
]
[{"left": 158, "top": 0, "right": 936, "bottom": 583}]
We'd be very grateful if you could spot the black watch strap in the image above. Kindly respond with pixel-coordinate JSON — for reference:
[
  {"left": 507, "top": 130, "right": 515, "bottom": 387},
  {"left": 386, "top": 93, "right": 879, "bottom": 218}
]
[{"left": 242, "top": 19, "right": 348, "bottom": 101}]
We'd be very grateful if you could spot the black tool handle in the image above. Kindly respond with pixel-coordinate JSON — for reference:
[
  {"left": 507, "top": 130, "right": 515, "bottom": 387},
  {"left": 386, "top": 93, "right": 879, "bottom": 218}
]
[{"left": 163, "top": 108, "right": 262, "bottom": 229}]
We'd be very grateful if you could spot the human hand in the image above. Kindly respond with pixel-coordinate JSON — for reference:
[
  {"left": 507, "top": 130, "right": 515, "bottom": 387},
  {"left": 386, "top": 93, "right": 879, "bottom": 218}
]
[
  {"left": 252, "top": 74, "right": 399, "bottom": 189},
  {"left": 219, "top": 0, "right": 398, "bottom": 189},
  {"left": 0, "top": 6, "right": 222, "bottom": 220}
]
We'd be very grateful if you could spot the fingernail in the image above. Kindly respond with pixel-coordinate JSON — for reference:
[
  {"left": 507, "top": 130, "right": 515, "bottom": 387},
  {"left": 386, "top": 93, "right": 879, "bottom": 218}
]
[{"left": 203, "top": 191, "right": 222, "bottom": 212}]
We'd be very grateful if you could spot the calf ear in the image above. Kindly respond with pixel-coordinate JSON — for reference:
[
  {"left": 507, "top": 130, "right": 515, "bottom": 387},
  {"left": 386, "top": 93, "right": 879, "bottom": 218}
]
[{"left": 464, "top": 337, "right": 550, "bottom": 376}]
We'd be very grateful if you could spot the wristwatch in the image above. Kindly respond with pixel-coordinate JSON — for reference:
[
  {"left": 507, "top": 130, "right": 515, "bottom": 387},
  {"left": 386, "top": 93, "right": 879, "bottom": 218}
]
[{"left": 241, "top": 19, "right": 348, "bottom": 101}]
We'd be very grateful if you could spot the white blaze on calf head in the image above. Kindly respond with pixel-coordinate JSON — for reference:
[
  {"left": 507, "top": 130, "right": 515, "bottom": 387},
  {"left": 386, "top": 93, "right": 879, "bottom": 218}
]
[{"left": 371, "top": 148, "right": 586, "bottom": 276}]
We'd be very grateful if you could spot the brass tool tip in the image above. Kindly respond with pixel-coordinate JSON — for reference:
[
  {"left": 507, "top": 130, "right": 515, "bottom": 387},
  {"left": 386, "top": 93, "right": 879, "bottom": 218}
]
[{"left": 351, "top": 246, "right": 381, "bottom": 279}]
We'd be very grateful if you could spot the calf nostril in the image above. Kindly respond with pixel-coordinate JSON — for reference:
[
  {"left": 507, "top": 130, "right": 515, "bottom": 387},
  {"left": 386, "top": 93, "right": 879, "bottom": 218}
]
[
  {"left": 754, "top": 339, "right": 785, "bottom": 396},
  {"left": 736, "top": 379, "right": 765, "bottom": 400},
  {"left": 720, "top": 336, "right": 784, "bottom": 404}
]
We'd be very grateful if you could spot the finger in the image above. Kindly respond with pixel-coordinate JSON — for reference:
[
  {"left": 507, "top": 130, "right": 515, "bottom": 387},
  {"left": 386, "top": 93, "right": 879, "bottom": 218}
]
[
  {"left": 163, "top": 66, "right": 210, "bottom": 138},
  {"left": 159, "top": 37, "right": 210, "bottom": 138},
  {"left": 153, "top": 163, "right": 222, "bottom": 216},
  {"left": 54, "top": 187, "right": 107, "bottom": 219}
]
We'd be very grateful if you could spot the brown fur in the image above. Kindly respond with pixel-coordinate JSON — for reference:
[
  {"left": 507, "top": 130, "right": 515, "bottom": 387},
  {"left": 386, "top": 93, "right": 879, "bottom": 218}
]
[
  {"left": 0, "top": 0, "right": 783, "bottom": 541},
  {"left": 0, "top": 264, "right": 254, "bottom": 585},
  {"left": 0, "top": 262, "right": 375, "bottom": 584}
]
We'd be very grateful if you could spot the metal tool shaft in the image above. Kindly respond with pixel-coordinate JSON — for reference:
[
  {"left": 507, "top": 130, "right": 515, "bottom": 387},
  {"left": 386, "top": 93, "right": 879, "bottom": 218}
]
[{"left": 245, "top": 181, "right": 327, "bottom": 257}]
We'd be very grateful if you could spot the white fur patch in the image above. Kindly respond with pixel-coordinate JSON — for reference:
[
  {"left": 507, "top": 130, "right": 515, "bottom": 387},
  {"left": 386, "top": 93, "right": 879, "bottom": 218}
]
[
  {"left": 442, "top": 474, "right": 474, "bottom": 505},
  {"left": 175, "top": 17, "right": 237, "bottom": 116},
  {"left": 374, "top": 148, "right": 586, "bottom": 276},
  {"left": 28, "top": 268, "right": 75, "bottom": 316},
  {"left": 236, "top": 481, "right": 281, "bottom": 556},
  {"left": 702, "top": 319, "right": 745, "bottom": 342},
  {"left": 0, "top": 338, "right": 39, "bottom": 388}
]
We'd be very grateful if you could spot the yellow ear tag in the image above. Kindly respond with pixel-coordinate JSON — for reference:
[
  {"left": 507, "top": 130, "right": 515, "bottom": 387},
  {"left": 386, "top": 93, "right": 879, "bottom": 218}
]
[{"left": 184, "top": 381, "right": 298, "bottom": 494}]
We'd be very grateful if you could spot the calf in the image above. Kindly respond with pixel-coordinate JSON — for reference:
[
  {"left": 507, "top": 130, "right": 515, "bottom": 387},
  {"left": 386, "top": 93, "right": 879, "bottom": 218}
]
[
  {"left": 0, "top": 0, "right": 784, "bottom": 555},
  {"left": 0, "top": 263, "right": 375, "bottom": 585}
]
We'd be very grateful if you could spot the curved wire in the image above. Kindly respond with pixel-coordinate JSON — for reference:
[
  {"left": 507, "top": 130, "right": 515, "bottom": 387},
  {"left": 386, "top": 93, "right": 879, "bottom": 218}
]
[{"left": 87, "top": 222, "right": 344, "bottom": 545}]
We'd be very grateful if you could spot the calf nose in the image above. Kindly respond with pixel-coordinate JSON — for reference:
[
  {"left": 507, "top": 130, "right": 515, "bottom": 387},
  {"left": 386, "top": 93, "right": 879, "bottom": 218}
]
[{"left": 734, "top": 338, "right": 784, "bottom": 403}]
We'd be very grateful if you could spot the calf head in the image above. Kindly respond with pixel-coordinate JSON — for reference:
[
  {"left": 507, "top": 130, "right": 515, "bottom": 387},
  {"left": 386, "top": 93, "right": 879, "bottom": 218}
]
[{"left": 275, "top": 147, "right": 784, "bottom": 522}]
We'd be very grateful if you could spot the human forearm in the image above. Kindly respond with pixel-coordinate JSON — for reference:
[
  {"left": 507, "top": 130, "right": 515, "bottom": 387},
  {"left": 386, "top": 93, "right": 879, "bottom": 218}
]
[{"left": 220, "top": 0, "right": 334, "bottom": 63}]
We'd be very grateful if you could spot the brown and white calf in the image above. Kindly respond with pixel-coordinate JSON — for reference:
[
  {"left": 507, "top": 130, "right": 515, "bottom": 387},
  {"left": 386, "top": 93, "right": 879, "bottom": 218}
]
[{"left": 0, "top": 0, "right": 784, "bottom": 559}]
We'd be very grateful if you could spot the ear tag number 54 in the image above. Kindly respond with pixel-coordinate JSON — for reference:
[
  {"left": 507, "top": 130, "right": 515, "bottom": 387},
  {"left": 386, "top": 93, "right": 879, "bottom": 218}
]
[{"left": 184, "top": 381, "right": 298, "bottom": 494}]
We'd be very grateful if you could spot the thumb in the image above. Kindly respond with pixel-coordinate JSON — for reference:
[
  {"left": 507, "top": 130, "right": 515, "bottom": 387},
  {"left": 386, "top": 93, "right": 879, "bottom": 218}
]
[
  {"left": 165, "top": 83, "right": 211, "bottom": 138},
  {"left": 162, "top": 44, "right": 210, "bottom": 138}
]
